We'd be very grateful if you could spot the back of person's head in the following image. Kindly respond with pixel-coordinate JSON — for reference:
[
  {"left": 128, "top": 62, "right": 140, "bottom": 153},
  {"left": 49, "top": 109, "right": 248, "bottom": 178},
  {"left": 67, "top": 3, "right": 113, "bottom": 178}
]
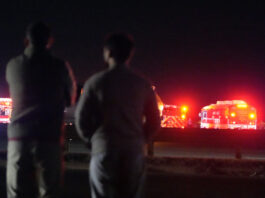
[
  {"left": 104, "top": 33, "right": 134, "bottom": 63},
  {"left": 26, "top": 21, "right": 51, "bottom": 48}
]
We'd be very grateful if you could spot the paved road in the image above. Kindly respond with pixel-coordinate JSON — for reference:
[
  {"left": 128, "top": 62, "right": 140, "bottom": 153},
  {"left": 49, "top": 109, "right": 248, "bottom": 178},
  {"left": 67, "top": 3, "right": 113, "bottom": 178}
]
[
  {"left": 62, "top": 139, "right": 265, "bottom": 160},
  {"left": 2, "top": 139, "right": 265, "bottom": 160},
  {"left": 153, "top": 142, "right": 265, "bottom": 160},
  {"left": 2, "top": 123, "right": 265, "bottom": 160}
]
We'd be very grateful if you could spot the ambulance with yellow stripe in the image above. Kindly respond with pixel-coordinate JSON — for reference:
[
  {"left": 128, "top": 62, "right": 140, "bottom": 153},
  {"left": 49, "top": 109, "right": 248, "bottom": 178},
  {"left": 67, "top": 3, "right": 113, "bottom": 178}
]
[{"left": 153, "top": 88, "right": 189, "bottom": 128}]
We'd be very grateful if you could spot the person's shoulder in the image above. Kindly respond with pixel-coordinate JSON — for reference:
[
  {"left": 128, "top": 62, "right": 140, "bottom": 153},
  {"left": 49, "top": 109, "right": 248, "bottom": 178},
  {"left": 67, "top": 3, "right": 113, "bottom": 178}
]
[
  {"left": 92, "top": 69, "right": 111, "bottom": 81},
  {"left": 7, "top": 55, "right": 24, "bottom": 67},
  {"left": 6, "top": 55, "right": 25, "bottom": 72},
  {"left": 50, "top": 55, "right": 73, "bottom": 74},
  {"left": 84, "top": 70, "right": 109, "bottom": 89},
  {"left": 128, "top": 68, "right": 152, "bottom": 87},
  {"left": 50, "top": 55, "right": 66, "bottom": 67}
]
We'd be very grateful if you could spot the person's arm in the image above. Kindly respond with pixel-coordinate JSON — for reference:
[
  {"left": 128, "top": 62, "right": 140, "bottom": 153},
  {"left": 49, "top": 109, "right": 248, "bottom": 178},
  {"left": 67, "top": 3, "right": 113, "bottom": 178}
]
[
  {"left": 5, "top": 59, "right": 14, "bottom": 86},
  {"left": 75, "top": 80, "right": 98, "bottom": 144},
  {"left": 65, "top": 61, "right": 77, "bottom": 107},
  {"left": 143, "top": 86, "right": 161, "bottom": 142}
]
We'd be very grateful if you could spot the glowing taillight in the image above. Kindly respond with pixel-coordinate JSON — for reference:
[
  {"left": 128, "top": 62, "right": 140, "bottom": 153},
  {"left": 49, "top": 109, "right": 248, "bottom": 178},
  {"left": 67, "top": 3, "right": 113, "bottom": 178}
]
[
  {"left": 237, "top": 104, "right": 248, "bottom": 108},
  {"left": 249, "top": 113, "right": 256, "bottom": 119},
  {"left": 231, "top": 112, "right": 236, "bottom": 117},
  {"left": 181, "top": 106, "right": 188, "bottom": 112}
]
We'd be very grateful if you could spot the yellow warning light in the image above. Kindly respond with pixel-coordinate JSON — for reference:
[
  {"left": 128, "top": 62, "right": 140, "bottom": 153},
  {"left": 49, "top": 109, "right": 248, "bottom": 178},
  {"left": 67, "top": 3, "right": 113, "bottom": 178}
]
[
  {"left": 181, "top": 114, "right": 186, "bottom": 120},
  {"left": 202, "top": 105, "right": 214, "bottom": 110},
  {"left": 249, "top": 113, "right": 256, "bottom": 119},
  {"left": 181, "top": 106, "right": 188, "bottom": 112},
  {"left": 159, "top": 104, "right": 164, "bottom": 112},
  {"left": 231, "top": 112, "right": 236, "bottom": 117},
  {"left": 237, "top": 104, "right": 248, "bottom": 108}
]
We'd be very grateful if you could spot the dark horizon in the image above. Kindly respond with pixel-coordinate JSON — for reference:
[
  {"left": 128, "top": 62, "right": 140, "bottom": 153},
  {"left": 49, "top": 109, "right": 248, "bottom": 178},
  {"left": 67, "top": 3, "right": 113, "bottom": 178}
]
[{"left": 0, "top": 1, "right": 265, "bottom": 120}]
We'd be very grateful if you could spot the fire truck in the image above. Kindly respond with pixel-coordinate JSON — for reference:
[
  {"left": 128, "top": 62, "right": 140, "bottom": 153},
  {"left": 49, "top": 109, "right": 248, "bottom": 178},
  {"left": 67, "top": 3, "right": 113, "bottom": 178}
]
[
  {"left": 200, "top": 100, "right": 257, "bottom": 129},
  {"left": 0, "top": 98, "right": 12, "bottom": 123}
]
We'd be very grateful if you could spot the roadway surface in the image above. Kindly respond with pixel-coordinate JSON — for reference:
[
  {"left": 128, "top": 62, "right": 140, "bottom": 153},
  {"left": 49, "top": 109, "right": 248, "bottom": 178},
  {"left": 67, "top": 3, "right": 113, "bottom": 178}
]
[
  {"left": 2, "top": 124, "right": 265, "bottom": 160},
  {"left": 2, "top": 125, "right": 265, "bottom": 197},
  {"left": 66, "top": 141, "right": 265, "bottom": 160},
  {"left": 2, "top": 139, "right": 265, "bottom": 160}
]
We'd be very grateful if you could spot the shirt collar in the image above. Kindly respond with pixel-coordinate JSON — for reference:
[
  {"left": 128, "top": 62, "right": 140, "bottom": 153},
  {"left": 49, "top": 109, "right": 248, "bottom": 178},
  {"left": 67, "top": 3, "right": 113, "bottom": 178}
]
[
  {"left": 108, "top": 63, "right": 129, "bottom": 70},
  {"left": 24, "top": 46, "right": 50, "bottom": 58}
]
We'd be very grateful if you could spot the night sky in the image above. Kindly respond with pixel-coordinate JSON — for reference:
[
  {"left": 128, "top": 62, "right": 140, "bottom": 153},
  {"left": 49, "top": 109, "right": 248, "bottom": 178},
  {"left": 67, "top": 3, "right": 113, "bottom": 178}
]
[{"left": 0, "top": 1, "right": 264, "bottom": 120}]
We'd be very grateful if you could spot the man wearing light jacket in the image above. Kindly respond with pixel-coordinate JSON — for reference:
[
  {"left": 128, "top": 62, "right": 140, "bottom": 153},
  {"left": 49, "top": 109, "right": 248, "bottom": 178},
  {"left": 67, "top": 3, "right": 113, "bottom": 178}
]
[
  {"left": 6, "top": 22, "right": 76, "bottom": 198},
  {"left": 75, "top": 33, "right": 161, "bottom": 198}
]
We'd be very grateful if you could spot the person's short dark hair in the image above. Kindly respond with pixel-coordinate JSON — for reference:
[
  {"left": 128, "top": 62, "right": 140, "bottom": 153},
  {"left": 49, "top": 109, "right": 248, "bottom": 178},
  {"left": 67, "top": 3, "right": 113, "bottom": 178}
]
[
  {"left": 26, "top": 21, "right": 51, "bottom": 47},
  {"left": 104, "top": 33, "right": 134, "bottom": 62}
]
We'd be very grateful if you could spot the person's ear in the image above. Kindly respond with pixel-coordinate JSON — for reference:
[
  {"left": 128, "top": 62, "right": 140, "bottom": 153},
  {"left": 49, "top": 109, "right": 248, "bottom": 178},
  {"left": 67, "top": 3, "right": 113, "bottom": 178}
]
[
  {"left": 46, "top": 37, "right": 54, "bottom": 49},
  {"left": 109, "top": 49, "right": 115, "bottom": 58},
  {"left": 103, "top": 47, "right": 110, "bottom": 63},
  {"left": 24, "top": 38, "right": 29, "bottom": 47}
]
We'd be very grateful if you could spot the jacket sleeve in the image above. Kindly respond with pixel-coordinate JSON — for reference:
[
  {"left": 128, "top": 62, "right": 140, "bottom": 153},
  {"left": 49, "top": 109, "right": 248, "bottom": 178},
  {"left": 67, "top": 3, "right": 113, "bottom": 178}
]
[
  {"left": 143, "top": 86, "right": 161, "bottom": 142},
  {"left": 75, "top": 80, "right": 99, "bottom": 143},
  {"left": 5, "top": 59, "right": 15, "bottom": 86},
  {"left": 64, "top": 61, "right": 77, "bottom": 107}
]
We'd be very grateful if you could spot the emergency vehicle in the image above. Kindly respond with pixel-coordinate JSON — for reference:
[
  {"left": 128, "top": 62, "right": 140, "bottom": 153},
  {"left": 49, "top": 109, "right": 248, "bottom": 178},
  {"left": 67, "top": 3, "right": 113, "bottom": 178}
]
[
  {"left": 200, "top": 100, "right": 257, "bottom": 129},
  {"left": 0, "top": 98, "right": 12, "bottom": 123},
  {"left": 153, "top": 89, "right": 188, "bottom": 128},
  {"left": 161, "top": 104, "right": 188, "bottom": 128}
]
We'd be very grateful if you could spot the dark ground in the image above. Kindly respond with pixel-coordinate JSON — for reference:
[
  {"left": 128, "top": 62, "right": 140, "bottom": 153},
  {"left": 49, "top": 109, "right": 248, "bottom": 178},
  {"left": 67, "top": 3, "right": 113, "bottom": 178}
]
[
  {"left": 2, "top": 123, "right": 265, "bottom": 197},
  {"left": 2, "top": 125, "right": 265, "bottom": 197},
  {"left": 1, "top": 156, "right": 265, "bottom": 198}
]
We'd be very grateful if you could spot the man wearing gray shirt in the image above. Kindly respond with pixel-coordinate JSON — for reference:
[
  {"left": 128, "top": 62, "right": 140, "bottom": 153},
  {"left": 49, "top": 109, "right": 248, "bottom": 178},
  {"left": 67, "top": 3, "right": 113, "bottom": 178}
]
[
  {"left": 6, "top": 22, "right": 76, "bottom": 198},
  {"left": 75, "top": 33, "right": 161, "bottom": 198}
]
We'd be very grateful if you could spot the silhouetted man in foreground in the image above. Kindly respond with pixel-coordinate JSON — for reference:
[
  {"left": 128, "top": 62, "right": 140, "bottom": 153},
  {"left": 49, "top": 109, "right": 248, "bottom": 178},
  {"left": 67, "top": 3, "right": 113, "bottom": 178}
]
[
  {"left": 6, "top": 22, "right": 76, "bottom": 198},
  {"left": 75, "top": 33, "right": 161, "bottom": 198}
]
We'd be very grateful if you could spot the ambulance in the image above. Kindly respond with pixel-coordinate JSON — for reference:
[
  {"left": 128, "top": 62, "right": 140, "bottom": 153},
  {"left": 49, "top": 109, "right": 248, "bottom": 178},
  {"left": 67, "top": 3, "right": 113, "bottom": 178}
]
[
  {"left": 153, "top": 88, "right": 188, "bottom": 128},
  {"left": 160, "top": 104, "right": 188, "bottom": 128},
  {"left": 0, "top": 98, "right": 12, "bottom": 123}
]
